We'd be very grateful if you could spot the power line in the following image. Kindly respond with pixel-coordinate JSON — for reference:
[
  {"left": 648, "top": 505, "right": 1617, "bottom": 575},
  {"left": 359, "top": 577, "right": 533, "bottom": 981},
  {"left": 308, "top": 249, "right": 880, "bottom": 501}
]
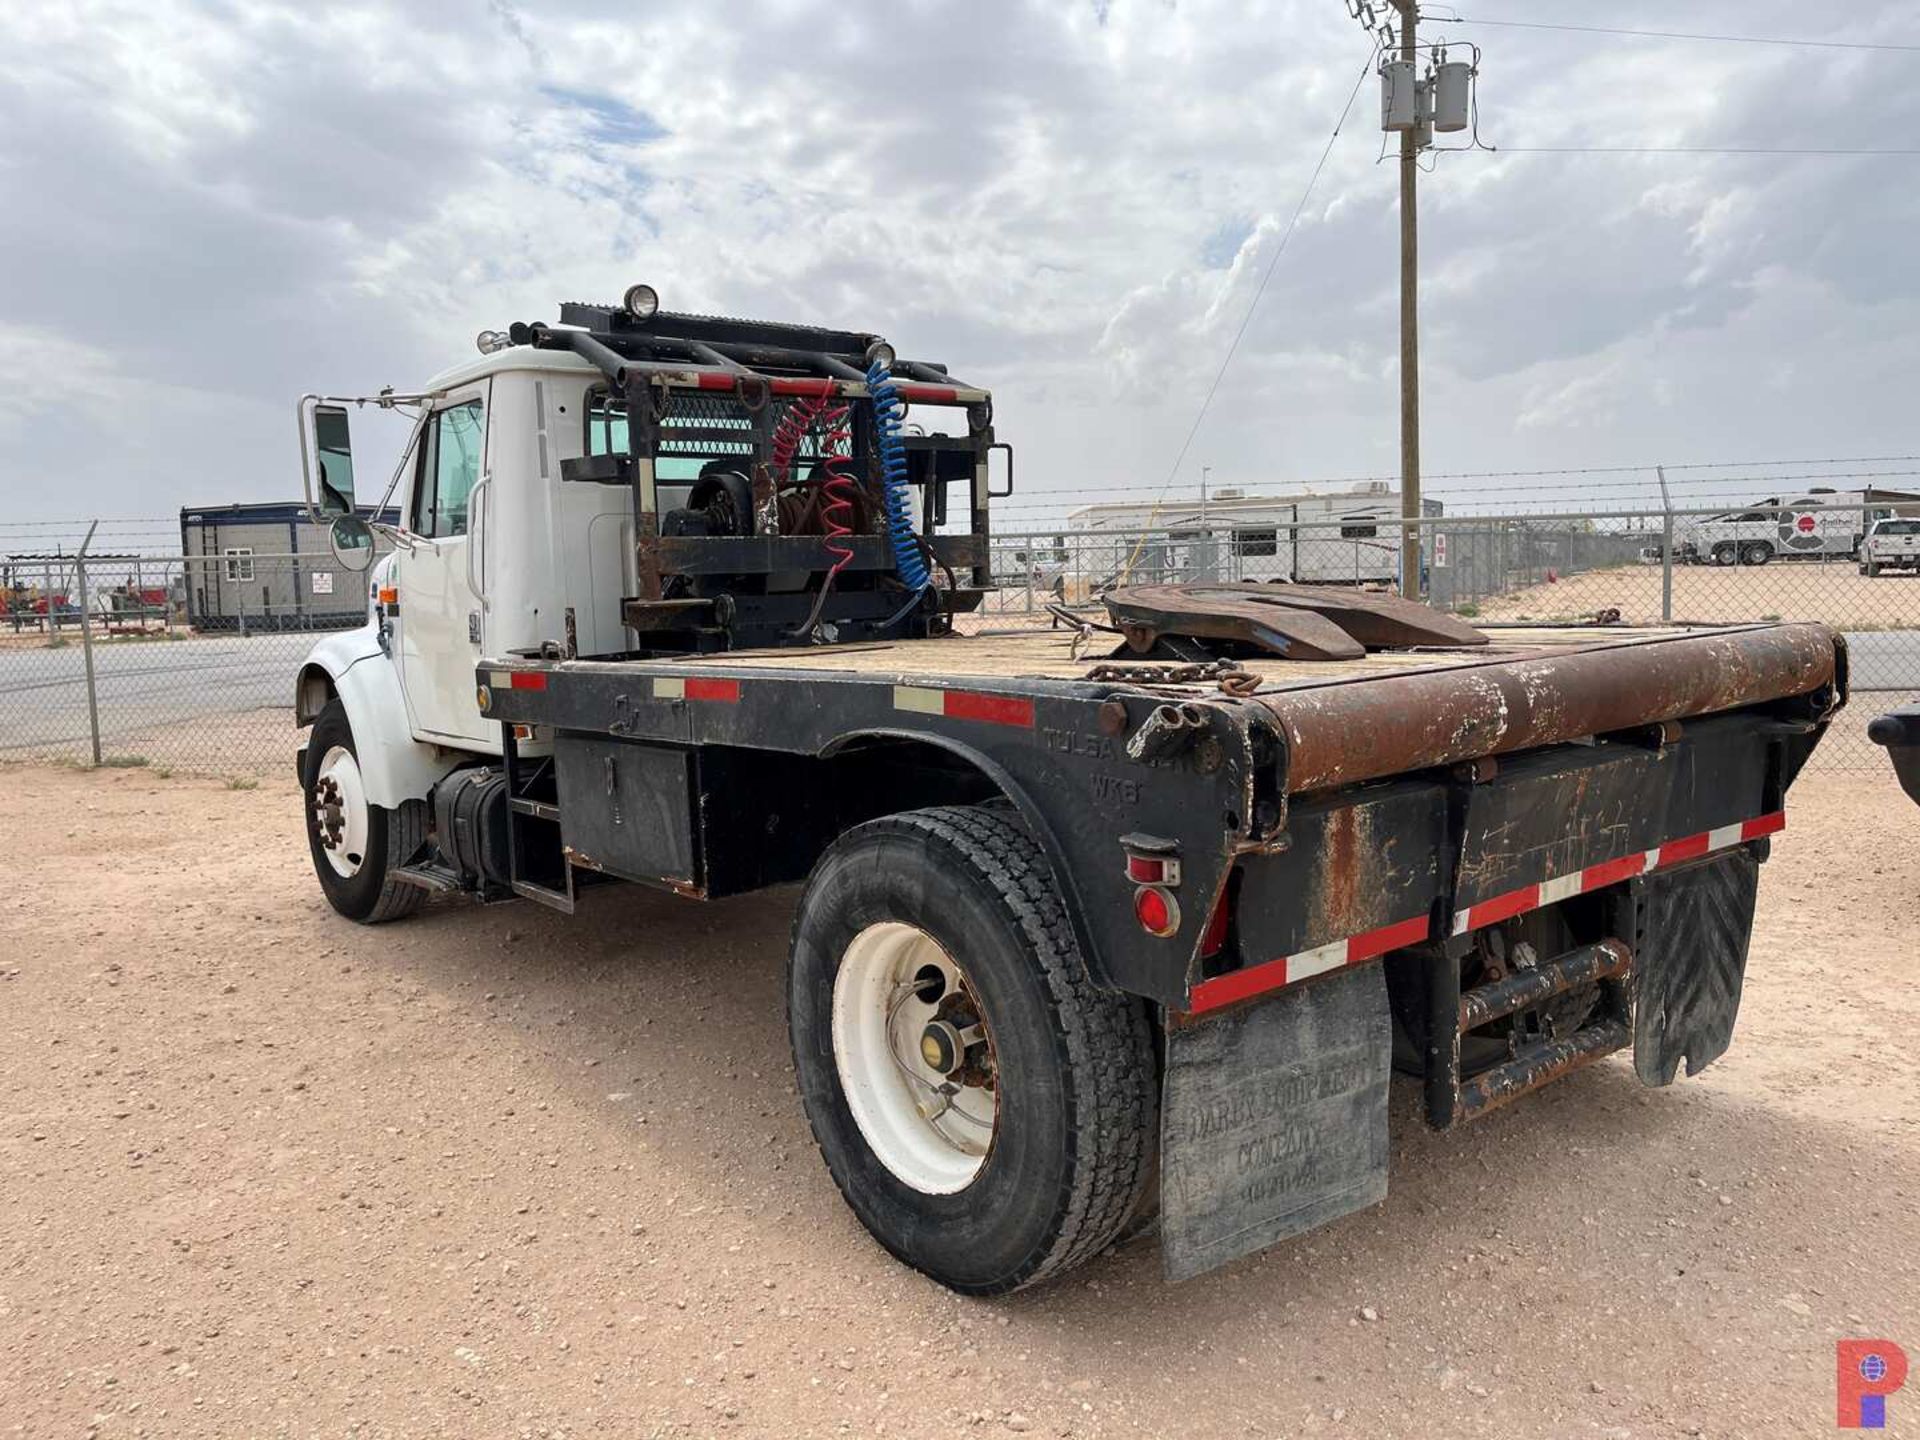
[
  {"left": 1112, "top": 45, "right": 1378, "bottom": 583},
  {"left": 1497, "top": 145, "right": 1920, "bottom": 157},
  {"left": 1438, "top": 16, "right": 1920, "bottom": 54}
]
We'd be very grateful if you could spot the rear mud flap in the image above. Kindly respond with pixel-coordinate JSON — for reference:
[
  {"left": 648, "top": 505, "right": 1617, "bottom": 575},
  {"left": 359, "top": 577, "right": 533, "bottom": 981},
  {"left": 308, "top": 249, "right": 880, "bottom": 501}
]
[
  {"left": 1160, "top": 965, "right": 1391, "bottom": 1282},
  {"left": 1633, "top": 851, "right": 1759, "bottom": 1086}
]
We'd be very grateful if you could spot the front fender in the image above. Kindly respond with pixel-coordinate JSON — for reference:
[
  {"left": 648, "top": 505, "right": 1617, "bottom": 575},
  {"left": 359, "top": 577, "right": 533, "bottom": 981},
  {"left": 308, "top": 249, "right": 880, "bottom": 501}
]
[{"left": 296, "top": 625, "right": 463, "bottom": 808}]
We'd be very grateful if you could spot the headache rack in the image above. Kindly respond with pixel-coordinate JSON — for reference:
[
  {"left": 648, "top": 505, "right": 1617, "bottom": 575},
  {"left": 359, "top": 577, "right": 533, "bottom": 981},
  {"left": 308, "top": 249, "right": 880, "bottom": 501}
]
[{"left": 507, "top": 302, "right": 1007, "bottom": 654}]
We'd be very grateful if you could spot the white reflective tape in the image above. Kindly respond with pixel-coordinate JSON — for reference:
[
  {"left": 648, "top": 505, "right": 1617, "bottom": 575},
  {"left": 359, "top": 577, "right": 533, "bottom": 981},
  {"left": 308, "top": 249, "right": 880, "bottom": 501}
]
[
  {"left": 1538, "top": 871, "right": 1585, "bottom": 907},
  {"left": 892, "top": 685, "right": 945, "bottom": 716},
  {"left": 652, "top": 677, "right": 686, "bottom": 700},
  {"left": 1286, "top": 942, "right": 1348, "bottom": 982},
  {"left": 1707, "top": 822, "right": 1744, "bottom": 852},
  {"left": 1451, "top": 910, "right": 1471, "bottom": 937}
]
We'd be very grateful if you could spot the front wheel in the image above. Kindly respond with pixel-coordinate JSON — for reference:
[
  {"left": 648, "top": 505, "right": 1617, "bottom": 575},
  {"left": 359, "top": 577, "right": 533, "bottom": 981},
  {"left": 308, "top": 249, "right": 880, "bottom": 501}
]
[
  {"left": 787, "top": 806, "right": 1157, "bottom": 1294},
  {"left": 302, "top": 699, "right": 426, "bottom": 923}
]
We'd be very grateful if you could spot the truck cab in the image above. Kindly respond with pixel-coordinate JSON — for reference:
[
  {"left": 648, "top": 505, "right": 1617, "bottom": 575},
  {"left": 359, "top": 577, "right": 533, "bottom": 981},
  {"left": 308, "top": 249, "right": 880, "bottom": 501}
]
[{"left": 302, "top": 347, "right": 633, "bottom": 753}]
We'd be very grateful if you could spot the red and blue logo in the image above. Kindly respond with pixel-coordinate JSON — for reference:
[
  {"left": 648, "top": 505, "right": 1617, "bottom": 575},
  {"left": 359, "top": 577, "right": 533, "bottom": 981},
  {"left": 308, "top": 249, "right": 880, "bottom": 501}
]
[{"left": 1838, "top": 1340, "right": 1909, "bottom": 1429}]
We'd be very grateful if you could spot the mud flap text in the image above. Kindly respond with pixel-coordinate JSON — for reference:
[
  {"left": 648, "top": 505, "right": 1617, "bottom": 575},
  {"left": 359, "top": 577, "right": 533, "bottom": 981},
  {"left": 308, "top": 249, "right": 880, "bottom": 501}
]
[{"left": 1160, "top": 965, "right": 1392, "bottom": 1282}]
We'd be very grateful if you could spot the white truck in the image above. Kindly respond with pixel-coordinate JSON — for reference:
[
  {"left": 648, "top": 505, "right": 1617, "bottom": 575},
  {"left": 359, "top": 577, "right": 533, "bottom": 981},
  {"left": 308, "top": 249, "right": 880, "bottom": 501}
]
[
  {"left": 1860, "top": 517, "right": 1920, "bottom": 576},
  {"left": 1675, "top": 490, "right": 1900, "bottom": 567},
  {"left": 291, "top": 295, "right": 1844, "bottom": 1293}
]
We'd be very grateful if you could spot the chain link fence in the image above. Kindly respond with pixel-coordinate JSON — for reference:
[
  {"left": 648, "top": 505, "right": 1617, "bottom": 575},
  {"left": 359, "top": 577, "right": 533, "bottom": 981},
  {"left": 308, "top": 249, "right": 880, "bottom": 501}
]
[
  {"left": 2, "top": 506, "right": 1911, "bottom": 776},
  {"left": 1, "top": 548, "right": 367, "bottom": 778}
]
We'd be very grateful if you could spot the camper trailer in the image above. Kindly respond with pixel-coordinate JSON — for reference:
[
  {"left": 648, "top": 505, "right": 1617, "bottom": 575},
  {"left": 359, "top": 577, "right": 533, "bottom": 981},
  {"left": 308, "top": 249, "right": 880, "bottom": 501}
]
[{"left": 1068, "top": 483, "right": 1441, "bottom": 587}]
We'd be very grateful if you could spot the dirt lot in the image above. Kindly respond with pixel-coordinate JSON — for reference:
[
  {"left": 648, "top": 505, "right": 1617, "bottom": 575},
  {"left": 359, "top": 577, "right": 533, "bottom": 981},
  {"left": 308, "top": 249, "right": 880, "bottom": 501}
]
[
  {"left": 1476, "top": 560, "right": 1920, "bottom": 630},
  {"left": 4, "top": 765, "right": 1918, "bottom": 1440}
]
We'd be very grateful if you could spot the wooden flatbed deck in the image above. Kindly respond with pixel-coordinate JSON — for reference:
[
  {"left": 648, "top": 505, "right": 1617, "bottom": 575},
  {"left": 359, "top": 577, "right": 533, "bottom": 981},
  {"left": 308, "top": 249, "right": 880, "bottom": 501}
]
[{"left": 635, "top": 623, "right": 1707, "bottom": 692}]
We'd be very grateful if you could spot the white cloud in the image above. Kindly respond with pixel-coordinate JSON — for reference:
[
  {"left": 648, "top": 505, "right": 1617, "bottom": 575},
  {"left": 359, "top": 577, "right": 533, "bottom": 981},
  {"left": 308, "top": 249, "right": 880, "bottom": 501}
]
[{"left": 1, "top": 0, "right": 1917, "bottom": 529}]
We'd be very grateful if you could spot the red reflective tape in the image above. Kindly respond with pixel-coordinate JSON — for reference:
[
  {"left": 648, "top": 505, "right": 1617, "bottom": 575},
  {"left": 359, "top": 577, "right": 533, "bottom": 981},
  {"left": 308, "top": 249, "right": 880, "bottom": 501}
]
[
  {"left": 1657, "top": 832, "right": 1711, "bottom": 867},
  {"left": 691, "top": 371, "right": 735, "bottom": 390},
  {"left": 943, "top": 691, "right": 1034, "bottom": 728},
  {"left": 1346, "top": 913, "right": 1431, "bottom": 964},
  {"left": 1188, "top": 957, "right": 1290, "bottom": 1015},
  {"left": 684, "top": 677, "right": 740, "bottom": 703},
  {"left": 1581, "top": 852, "right": 1647, "bottom": 893},
  {"left": 508, "top": 671, "right": 548, "bottom": 691},
  {"left": 897, "top": 383, "right": 959, "bottom": 404},
  {"left": 768, "top": 377, "right": 840, "bottom": 399},
  {"left": 1188, "top": 913, "right": 1428, "bottom": 1015},
  {"left": 1465, "top": 884, "right": 1541, "bottom": 932},
  {"left": 1742, "top": 811, "right": 1786, "bottom": 841}
]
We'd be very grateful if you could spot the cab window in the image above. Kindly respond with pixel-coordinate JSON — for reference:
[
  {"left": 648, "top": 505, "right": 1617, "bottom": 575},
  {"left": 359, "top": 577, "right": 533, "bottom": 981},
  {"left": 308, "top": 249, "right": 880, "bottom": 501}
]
[
  {"left": 586, "top": 389, "right": 629, "bottom": 457},
  {"left": 412, "top": 401, "right": 484, "bottom": 539}
]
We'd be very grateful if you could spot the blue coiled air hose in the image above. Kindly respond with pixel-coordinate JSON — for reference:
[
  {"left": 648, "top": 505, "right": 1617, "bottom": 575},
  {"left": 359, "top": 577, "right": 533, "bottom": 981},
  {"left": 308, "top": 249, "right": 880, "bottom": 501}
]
[{"left": 866, "top": 358, "right": 932, "bottom": 597}]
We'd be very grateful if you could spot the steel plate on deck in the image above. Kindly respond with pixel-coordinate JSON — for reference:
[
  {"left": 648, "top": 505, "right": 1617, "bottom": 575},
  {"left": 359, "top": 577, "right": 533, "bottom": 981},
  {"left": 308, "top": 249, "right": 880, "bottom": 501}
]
[
  {"left": 1160, "top": 966, "right": 1392, "bottom": 1282},
  {"left": 1105, "top": 582, "right": 1489, "bottom": 661}
]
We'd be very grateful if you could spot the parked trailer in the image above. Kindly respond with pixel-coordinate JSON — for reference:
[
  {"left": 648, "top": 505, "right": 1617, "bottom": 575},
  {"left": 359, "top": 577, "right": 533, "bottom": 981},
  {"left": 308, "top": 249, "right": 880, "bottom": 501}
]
[
  {"left": 1068, "top": 486, "right": 1440, "bottom": 588},
  {"left": 292, "top": 300, "right": 1843, "bottom": 1293}
]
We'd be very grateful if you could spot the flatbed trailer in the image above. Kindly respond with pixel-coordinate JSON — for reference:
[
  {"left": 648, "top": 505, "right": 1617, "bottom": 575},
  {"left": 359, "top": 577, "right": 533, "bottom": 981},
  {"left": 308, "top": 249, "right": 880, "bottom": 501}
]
[
  {"left": 292, "top": 298, "right": 1844, "bottom": 1293},
  {"left": 474, "top": 619, "right": 1841, "bottom": 1281}
]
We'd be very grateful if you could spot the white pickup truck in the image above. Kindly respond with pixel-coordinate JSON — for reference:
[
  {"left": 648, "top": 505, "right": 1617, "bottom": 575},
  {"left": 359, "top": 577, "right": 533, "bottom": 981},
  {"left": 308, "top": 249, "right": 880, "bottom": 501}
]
[{"left": 1860, "top": 518, "right": 1920, "bottom": 577}]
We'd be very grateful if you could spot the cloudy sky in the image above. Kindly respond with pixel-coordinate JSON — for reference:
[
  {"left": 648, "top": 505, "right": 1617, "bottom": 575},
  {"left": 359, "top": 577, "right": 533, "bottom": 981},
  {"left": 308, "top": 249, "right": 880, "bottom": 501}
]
[{"left": 3, "top": 0, "right": 1918, "bottom": 538}]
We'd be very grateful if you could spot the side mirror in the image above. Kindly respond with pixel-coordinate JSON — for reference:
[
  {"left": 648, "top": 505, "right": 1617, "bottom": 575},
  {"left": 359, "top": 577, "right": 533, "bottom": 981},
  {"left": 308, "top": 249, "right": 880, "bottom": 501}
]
[
  {"left": 329, "top": 515, "right": 376, "bottom": 572},
  {"left": 313, "top": 405, "right": 356, "bottom": 515}
]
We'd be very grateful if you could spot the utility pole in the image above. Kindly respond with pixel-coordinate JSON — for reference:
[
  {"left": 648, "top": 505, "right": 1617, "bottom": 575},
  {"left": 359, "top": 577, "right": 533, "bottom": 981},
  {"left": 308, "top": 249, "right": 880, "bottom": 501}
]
[
  {"left": 1347, "top": 0, "right": 1476, "bottom": 597},
  {"left": 1201, "top": 465, "right": 1211, "bottom": 524},
  {"left": 1394, "top": 0, "right": 1421, "bottom": 599}
]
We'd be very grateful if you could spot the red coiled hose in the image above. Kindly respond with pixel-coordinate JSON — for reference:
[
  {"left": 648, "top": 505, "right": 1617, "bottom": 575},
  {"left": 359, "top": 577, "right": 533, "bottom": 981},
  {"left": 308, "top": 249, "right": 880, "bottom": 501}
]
[
  {"left": 766, "top": 395, "right": 858, "bottom": 636},
  {"left": 768, "top": 396, "right": 856, "bottom": 590}
]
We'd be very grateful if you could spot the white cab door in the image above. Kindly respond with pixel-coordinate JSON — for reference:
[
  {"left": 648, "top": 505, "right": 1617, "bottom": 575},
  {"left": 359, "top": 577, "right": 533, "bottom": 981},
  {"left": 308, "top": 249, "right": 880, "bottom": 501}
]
[{"left": 394, "top": 386, "right": 496, "bottom": 748}]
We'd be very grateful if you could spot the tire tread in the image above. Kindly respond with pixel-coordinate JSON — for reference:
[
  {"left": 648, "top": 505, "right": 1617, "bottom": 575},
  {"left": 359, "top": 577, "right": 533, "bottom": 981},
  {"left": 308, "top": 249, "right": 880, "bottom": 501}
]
[{"left": 363, "top": 799, "right": 427, "bottom": 923}]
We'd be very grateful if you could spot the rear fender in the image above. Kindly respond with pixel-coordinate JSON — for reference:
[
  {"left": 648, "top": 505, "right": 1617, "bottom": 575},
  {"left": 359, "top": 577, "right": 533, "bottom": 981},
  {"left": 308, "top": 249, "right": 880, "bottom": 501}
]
[{"left": 296, "top": 625, "right": 461, "bottom": 807}]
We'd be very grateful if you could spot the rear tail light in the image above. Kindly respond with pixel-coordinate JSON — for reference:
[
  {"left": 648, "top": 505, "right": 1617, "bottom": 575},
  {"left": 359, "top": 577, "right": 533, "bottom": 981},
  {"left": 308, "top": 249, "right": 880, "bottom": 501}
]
[
  {"left": 1120, "top": 833, "right": 1182, "bottom": 887},
  {"left": 1133, "top": 884, "right": 1180, "bottom": 938},
  {"left": 1126, "top": 852, "right": 1176, "bottom": 884}
]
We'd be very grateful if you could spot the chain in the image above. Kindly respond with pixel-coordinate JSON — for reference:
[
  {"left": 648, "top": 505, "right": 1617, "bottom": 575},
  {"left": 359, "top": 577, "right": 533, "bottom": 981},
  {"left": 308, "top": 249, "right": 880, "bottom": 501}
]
[{"left": 1084, "top": 659, "right": 1261, "bottom": 697}]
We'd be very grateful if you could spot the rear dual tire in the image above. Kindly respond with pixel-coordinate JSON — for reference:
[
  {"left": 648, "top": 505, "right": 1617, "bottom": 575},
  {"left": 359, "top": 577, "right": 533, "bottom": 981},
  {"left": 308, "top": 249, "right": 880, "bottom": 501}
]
[{"left": 787, "top": 806, "right": 1157, "bottom": 1294}]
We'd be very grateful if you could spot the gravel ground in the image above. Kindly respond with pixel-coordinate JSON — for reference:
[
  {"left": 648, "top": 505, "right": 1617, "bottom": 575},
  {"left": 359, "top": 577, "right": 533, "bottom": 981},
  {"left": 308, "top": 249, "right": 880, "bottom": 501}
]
[
  {"left": 1472, "top": 562, "right": 1920, "bottom": 631},
  {"left": 3, "top": 763, "right": 1917, "bottom": 1440}
]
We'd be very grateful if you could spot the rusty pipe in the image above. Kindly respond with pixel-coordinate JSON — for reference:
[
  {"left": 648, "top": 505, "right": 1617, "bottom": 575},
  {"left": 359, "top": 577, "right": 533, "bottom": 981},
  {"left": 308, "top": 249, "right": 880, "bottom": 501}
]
[
  {"left": 1257, "top": 623, "right": 1840, "bottom": 794},
  {"left": 1459, "top": 939, "right": 1632, "bottom": 1032},
  {"left": 1456, "top": 1020, "right": 1630, "bottom": 1122}
]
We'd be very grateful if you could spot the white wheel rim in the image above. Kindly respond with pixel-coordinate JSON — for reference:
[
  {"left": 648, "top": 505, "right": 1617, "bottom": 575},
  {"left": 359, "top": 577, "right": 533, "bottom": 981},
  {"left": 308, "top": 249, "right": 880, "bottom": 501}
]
[
  {"left": 831, "top": 922, "right": 998, "bottom": 1194},
  {"left": 312, "top": 744, "right": 370, "bottom": 879}
]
